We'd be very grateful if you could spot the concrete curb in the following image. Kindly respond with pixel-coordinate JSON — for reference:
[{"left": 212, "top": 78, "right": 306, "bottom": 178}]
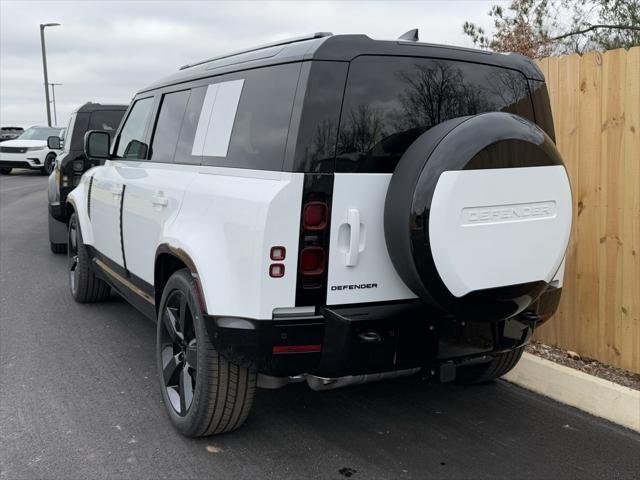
[{"left": 504, "top": 352, "right": 640, "bottom": 432}]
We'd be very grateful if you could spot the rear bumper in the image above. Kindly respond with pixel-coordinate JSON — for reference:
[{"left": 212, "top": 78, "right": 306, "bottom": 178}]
[{"left": 204, "top": 286, "right": 561, "bottom": 377}]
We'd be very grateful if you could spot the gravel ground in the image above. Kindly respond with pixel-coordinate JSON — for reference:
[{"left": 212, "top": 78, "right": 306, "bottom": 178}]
[{"left": 526, "top": 341, "right": 640, "bottom": 391}]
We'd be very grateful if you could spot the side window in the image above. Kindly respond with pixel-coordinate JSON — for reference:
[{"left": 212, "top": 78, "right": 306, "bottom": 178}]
[
  {"left": 194, "top": 62, "right": 301, "bottom": 171},
  {"left": 149, "top": 90, "right": 191, "bottom": 163},
  {"left": 116, "top": 97, "right": 154, "bottom": 159},
  {"left": 174, "top": 86, "right": 207, "bottom": 165}
]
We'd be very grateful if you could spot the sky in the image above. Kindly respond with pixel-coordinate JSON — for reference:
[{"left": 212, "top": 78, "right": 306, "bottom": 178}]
[{"left": 0, "top": 0, "right": 504, "bottom": 128}]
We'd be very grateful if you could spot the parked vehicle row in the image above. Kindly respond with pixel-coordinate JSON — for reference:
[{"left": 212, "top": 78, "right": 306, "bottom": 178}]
[
  {"left": 0, "top": 126, "right": 64, "bottom": 175},
  {"left": 47, "top": 102, "right": 127, "bottom": 253},
  {"left": 48, "top": 32, "right": 570, "bottom": 437}
]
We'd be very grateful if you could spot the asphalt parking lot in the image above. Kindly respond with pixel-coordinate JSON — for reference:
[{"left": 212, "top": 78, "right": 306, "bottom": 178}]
[{"left": 1, "top": 171, "right": 639, "bottom": 480}]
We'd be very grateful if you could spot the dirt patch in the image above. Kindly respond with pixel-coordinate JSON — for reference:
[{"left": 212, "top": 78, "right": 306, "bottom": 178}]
[{"left": 526, "top": 341, "right": 640, "bottom": 391}]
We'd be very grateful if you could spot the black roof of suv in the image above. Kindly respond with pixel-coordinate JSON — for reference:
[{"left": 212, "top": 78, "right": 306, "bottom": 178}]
[
  {"left": 141, "top": 33, "right": 545, "bottom": 94},
  {"left": 73, "top": 102, "right": 128, "bottom": 114}
]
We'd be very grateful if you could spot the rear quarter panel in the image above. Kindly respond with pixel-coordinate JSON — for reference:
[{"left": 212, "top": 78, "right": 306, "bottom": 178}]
[{"left": 161, "top": 167, "right": 304, "bottom": 319}]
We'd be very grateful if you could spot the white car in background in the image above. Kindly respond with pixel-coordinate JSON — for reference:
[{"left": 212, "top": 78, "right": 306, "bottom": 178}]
[{"left": 0, "top": 125, "right": 65, "bottom": 175}]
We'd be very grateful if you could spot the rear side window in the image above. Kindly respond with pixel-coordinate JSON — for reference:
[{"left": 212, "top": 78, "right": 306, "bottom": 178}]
[
  {"left": 89, "top": 110, "right": 126, "bottom": 134},
  {"left": 196, "top": 62, "right": 301, "bottom": 171},
  {"left": 336, "top": 56, "right": 534, "bottom": 173},
  {"left": 293, "top": 61, "right": 348, "bottom": 173},
  {"left": 149, "top": 90, "right": 191, "bottom": 163},
  {"left": 116, "top": 97, "right": 154, "bottom": 159}
]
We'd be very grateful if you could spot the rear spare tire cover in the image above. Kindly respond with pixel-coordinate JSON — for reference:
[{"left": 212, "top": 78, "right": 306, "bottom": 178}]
[{"left": 384, "top": 112, "right": 572, "bottom": 321}]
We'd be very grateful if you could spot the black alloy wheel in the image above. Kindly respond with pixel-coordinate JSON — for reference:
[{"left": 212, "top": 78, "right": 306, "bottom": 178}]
[
  {"left": 43, "top": 154, "right": 56, "bottom": 175},
  {"left": 156, "top": 269, "right": 256, "bottom": 437},
  {"left": 159, "top": 289, "right": 198, "bottom": 416},
  {"left": 68, "top": 214, "right": 80, "bottom": 297},
  {"left": 66, "top": 212, "right": 110, "bottom": 302}
]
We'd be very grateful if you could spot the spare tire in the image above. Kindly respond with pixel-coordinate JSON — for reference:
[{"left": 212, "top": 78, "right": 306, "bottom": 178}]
[{"left": 384, "top": 112, "right": 572, "bottom": 321}]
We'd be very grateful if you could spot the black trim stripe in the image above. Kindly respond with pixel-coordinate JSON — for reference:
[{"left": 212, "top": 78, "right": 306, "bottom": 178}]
[
  {"left": 87, "top": 175, "right": 94, "bottom": 219},
  {"left": 119, "top": 184, "right": 127, "bottom": 273}
]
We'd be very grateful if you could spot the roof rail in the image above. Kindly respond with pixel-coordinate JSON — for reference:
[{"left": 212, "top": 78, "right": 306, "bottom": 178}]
[{"left": 179, "top": 32, "right": 333, "bottom": 71}]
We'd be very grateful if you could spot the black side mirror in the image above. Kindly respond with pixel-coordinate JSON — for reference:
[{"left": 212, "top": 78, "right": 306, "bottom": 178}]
[
  {"left": 84, "top": 130, "right": 111, "bottom": 160},
  {"left": 47, "top": 135, "right": 61, "bottom": 150}
]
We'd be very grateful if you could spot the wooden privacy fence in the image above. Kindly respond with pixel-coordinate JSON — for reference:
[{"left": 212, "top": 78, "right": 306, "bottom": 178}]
[{"left": 533, "top": 47, "right": 639, "bottom": 373}]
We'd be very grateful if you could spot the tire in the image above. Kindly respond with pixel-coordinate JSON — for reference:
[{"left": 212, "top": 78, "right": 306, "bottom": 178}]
[
  {"left": 456, "top": 347, "right": 524, "bottom": 385},
  {"left": 67, "top": 213, "right": 110, "bottom": 302},
  {"left": 50, "top": 241, "right": 67, "bottom": 254},
  {"left": 0, "top": 168, "right": 11, "bottom": 175},
  {"left": 42, "top": 154, "right": 56, "bottom": 175},
  {"left": 157, "top": 269, "right": 256, "bottom": 437}
]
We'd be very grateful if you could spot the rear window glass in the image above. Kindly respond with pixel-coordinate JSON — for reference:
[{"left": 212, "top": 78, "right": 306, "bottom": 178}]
[
  {"left": 88, "top": 110, "right": 126, "bottom": 133},
  {"left": 336, "top": 56, "right": 534, "bottom": 173}
]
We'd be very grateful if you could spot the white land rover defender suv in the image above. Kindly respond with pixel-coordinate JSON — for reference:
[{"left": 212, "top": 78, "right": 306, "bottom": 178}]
[{"left": 67, "top": 32, "right": 571, "bottom": 437}]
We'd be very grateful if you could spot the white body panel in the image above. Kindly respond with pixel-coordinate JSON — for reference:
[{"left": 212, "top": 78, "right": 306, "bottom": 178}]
[
  {"left": 90, "top": 163, "right": 125, "bottom": 266},
  {"left": 429, "top": 166, "right": 572, "bottom": 297},
  {"left": 327, "top": 173, "right": 416, "bottom": 305},
  {"left": 69, "top": 163, "right": 303, "bottom": 319},
  {"left": 67, "top": 176, "right": 93, "bottom": 244},
  {"left": 162, "top": 167, "right": 303, "bottom": 319},
  {"left": 119, "top": 161, "right": 196, "bottom": 284}
]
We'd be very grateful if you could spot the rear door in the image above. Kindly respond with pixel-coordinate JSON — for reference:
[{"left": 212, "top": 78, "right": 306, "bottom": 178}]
[{"left": 326, "top": 55, "right": 536, "bottom": 305}]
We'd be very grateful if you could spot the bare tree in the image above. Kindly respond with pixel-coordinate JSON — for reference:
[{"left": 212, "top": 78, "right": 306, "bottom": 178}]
[{"left": 463, "top": 0, "right": 640, "bottom": 57}]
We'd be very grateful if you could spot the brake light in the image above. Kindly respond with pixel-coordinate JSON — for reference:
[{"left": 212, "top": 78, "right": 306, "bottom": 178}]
[
  {"left": 300, "top": 247, "right": 325, "bottom": 275},
  {"left": 296, "top": 187, "right": 332, "bottom": 301},
  {"left": 272, "top": 344, "right": 322, "bottom": 354},
  {"left": 303, "top": 202, "right": 328, "bottom": 230}
]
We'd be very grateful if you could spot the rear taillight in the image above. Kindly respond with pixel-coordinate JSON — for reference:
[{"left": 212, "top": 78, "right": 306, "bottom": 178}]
[
  {"left": 295, "top": 176, "right": 333, "bottom": 305},
  {"left": 298, "top": 200, "right": 329, "bottom": 287},
  {"left": 300, "top": 247, "right": 325, "bottom": 275},
  {"left": 303, "top": 202, "right": 328, "bottom": 230}
]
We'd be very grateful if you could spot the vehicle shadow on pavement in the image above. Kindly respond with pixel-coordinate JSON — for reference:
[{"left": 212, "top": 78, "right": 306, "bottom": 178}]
[{"left": 186, "top": 373, "right": 639, "bottom": 479}]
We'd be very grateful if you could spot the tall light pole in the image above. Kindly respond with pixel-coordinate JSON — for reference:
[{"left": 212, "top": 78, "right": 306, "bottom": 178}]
[
  {"left": 49, "top": 83, "right": 62, "bottom": 126},
  {"left": 40, "top": 22, "right": 61, "bottom": 127}
]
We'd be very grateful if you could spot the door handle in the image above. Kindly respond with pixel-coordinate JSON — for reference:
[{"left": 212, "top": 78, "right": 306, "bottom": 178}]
[
  {"left": 345, "top": 208, "right": 360, "bottom": 267},
  {"left": 151, "top": 191, "right": 168, "bottom": 208},
  {"left": 110, "top": 186, "right": 122, "bottom": 201}
]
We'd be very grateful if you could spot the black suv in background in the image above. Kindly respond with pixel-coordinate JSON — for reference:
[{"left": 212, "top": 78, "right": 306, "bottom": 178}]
[{"left": 47, "top": 102, "right": 127, "bottom": 253}]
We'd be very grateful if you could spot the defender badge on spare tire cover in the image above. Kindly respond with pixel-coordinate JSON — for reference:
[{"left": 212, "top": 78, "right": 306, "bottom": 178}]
[{"left": 384, "top": 112, "right": 572, "bottom": 321}]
